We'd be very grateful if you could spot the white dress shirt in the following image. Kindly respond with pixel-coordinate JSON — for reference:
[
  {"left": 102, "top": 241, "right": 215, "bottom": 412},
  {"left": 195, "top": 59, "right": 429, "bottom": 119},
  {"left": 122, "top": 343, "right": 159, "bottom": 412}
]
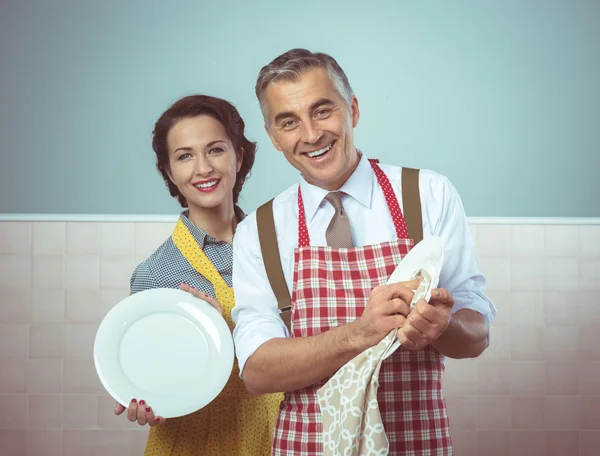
[{"left": 232, "top": 155, "right": 496, "bottom": 374}]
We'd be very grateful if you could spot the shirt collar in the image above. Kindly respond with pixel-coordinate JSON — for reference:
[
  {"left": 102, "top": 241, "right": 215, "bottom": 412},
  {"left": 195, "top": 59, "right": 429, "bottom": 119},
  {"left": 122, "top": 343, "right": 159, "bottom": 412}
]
[
  {"left": 299, "top": 154, "right": 374, "bottom": 222},
  {"left": 180, "top": 211, "right": 210, "bottom": 247}
]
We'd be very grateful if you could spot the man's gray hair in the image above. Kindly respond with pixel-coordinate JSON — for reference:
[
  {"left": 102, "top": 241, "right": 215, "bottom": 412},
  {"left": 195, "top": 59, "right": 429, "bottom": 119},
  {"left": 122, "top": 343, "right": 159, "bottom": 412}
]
[{"left": 255, "top": 48, "right": 354, "bottom": 124}]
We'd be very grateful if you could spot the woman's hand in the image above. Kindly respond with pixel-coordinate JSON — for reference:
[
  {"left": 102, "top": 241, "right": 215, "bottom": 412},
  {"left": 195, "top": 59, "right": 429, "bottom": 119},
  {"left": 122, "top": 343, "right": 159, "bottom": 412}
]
[
  {"left": 180, "top": 282, "right": 224, "bottom": 316},
  {"left": 114, "top": 398, "right": 164, "bottom": 426}
]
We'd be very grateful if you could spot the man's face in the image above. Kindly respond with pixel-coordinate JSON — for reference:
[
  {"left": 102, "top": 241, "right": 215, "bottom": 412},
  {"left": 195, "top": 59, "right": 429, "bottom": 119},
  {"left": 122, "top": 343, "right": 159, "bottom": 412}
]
[{"left": 263, "top": 67, "right": 360, "bottom": 191}]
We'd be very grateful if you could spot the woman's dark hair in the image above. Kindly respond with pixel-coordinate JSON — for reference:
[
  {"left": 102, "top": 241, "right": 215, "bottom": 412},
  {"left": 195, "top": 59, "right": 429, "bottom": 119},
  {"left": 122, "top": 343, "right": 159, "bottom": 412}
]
[{"left": 152, "top": 94, "right": 256, "bottom": 206}]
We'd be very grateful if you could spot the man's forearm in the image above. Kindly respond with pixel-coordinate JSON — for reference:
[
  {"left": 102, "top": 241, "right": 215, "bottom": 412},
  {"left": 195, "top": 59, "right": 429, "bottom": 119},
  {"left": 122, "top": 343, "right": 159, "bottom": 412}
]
[
  {"left": 241, "top": 322, "right": 368, "bottom": 395},
  {"left": 432, "top": 308, "right": 489, "bottom": 358}
]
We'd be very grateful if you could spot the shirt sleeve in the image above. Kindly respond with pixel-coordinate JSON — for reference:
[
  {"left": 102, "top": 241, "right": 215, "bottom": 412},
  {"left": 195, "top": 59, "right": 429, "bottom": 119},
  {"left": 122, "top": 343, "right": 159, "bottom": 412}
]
[
  {"left": 231, "top": 212, "right": 290, "bottom": 375},
  {"left": 129, "top": 261, "right": 158, "bottom": 295},
  {"left": 426, "top": 174, "right": 497, "bottom": 324}
]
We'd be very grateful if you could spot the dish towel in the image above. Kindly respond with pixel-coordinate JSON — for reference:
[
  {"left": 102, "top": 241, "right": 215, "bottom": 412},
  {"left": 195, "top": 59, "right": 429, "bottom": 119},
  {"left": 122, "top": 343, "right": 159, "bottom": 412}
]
[{"left": 317, "top": 269, "right": 434, "bottom": 456}]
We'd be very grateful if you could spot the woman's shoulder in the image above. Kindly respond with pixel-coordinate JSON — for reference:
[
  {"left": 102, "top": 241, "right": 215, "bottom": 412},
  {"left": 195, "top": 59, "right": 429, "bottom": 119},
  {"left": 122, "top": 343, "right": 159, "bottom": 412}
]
[{"left": 130, "top": 236, "right": 182, "bottom": 294}]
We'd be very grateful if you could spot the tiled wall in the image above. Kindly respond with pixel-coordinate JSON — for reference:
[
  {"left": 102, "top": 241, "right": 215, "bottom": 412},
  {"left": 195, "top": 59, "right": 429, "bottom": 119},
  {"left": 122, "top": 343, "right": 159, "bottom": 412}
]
[{"left": 0, "top": 221, "right": 599, "bottom": 456}]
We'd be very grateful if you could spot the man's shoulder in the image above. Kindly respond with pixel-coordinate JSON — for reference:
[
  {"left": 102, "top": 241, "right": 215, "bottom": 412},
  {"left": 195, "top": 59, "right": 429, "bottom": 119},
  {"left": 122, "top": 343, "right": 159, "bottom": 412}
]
[
  {"left": 377, "top": 163, "right": 452, "bottom": 199},
  {"left": 236, "top": 183, "right": 298, "bottom": 238}
]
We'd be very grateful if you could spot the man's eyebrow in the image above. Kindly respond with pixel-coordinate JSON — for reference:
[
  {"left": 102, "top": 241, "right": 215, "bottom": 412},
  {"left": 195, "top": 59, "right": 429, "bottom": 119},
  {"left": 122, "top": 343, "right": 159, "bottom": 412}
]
[
  {"left": 273, "top": 98, "right": 336, "bottom": 125},
  {"left": 309, "top": 98, "right": 335, "bottom": 111}
]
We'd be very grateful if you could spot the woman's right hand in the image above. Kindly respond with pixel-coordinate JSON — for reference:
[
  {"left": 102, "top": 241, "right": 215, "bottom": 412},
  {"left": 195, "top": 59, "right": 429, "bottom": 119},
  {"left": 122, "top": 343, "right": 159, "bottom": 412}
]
[
  {"left": 180, "top": 282, "right": 224, "bottom": 316},
  {"left": 114, "top": 398, "right": 165, "bottom": 426}
]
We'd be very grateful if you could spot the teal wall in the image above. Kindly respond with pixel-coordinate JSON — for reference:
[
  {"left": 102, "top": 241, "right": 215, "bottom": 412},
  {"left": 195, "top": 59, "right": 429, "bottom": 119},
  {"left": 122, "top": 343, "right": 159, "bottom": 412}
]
[{"left": 1, "top": 0, "right": 598, "bottom": 217}]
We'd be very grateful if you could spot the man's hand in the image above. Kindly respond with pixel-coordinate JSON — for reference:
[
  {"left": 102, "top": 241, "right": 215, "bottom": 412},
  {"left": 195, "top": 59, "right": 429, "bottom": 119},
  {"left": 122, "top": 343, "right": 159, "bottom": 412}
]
[
  {"left": 353, "top": 279, "right": 421, "bottom": 348},
  {"left": 397, "top": 288, "right": 454, "bottom": 350}
]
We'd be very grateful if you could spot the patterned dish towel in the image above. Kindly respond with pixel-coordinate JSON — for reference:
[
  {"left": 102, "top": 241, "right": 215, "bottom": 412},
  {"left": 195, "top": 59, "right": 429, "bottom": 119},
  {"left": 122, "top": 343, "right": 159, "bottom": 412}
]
[{"left": 317, "top": 238, "right": 443, "bottom": 456}]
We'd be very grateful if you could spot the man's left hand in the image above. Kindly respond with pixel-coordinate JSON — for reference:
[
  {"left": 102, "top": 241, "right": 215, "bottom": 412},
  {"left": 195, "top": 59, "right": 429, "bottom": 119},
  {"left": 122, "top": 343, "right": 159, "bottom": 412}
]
[{"left": 397, "top": 288, "right": 455, "bottom": 350}]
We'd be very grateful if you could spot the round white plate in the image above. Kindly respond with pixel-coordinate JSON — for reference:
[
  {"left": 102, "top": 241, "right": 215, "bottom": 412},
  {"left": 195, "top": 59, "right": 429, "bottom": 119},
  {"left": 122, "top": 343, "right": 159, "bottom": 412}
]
[
  {"left": 93, "top": 288, "right": 234, "bottom": 418},
  {"left": 386, "top": 236, "right": 444, "bottom": 301}
]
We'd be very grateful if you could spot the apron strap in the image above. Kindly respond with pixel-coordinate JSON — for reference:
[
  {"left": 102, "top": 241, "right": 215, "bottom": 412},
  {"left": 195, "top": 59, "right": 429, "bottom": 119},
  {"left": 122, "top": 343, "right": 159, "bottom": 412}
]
[
  {"left": 255, "top": 165, "right": 423, "bottom": 332},
  {"left": 401, "top": 167, "right": 423, "bottom": 244},
  {"left": 256, "top": 200, "right": 292, "bottom": 331}
]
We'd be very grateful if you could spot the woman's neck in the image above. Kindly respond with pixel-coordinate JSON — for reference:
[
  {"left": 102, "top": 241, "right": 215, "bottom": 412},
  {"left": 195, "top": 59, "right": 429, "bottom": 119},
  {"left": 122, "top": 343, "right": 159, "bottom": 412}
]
[{"left": 187, "top": 203, "right": 237, "bottom": 244}]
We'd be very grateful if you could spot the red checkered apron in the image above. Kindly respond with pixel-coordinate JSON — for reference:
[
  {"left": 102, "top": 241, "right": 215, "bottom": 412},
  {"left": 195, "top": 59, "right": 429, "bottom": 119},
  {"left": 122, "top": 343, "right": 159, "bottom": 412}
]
[{"left": 271, "top": 159, "right": 452, "bottom": 455}]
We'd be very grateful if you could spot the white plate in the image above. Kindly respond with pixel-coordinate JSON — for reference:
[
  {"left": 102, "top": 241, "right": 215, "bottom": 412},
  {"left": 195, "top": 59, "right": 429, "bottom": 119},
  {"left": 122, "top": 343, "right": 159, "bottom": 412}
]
[
  {"left": 93, "top": 288, "right": 234, "bottom": 418},
  {"left": 386, "top": 236, "right": 444, "bottom": 302}
]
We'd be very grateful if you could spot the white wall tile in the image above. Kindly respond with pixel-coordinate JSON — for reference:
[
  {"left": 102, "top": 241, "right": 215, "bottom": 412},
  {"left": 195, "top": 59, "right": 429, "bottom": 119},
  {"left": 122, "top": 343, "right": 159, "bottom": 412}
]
[
  {"left": 579, "top": 325, "right": 600, "bottom": 361},
  {"left": 442, "top": 358, "right": 478, "bottom": 396},
  {"left": 64, "top": 324, "right": 97, "bottom": 360},
  {"left": 100, "top": 255, "right": 134, "bottom": 289},
  {"left": 0, "top": 288, "right": 31, "bottom": 323},
  {"left": 579, "top": 362, "right": 600, "bottom": 395},
  {"left": 32, "top": 223, "right": 66, "bottom": 255},
  {"left": 0, "top": 395, "right": 28, "bottom": 429},
  {"left": 510, "top": 258, "right": 545, "bottom": 291},
  {"left": 479, "top": 325, "right": 511, "bottom": 361},
  {"left": 578, "top": 291, "right": 598, "bottom": 327},
  {"left": 540, "top": 326, "right": 579, "bottom": 361},
  {"left": 29, "top": 324, "right": 63, "bottom": 359},
  {"left": 477, "top": 395, "right": 512, "bottom": 430},
  {"left": 0, "top": 360, "right": 27, "bottom": 393},
  {"left": 580, "top": 225, "right": 600, "bottom": 258},
  {"left": 31, "top": 255, "right": 65, "bottom": 289},
  {"left": 484, "top": 291, "right": 510, "bottom": 326},
  {"left": 445, "top": 395, "right": 478, "bottom": 431},
  {"left": 65, "top": 290, "right": 100, "bottom": 323},
  {"left": 510, "top": 225, "right": 545, "bottom": 257},
  {"left": 474, "top": 225, "right": 511, "bottom": 258},
  {"left": 67, "top": 223, "right": 99, "bottom": 254},
  {"left": 0, "top": 324, "right": 29, "bottom": 359},
  {"left": 544, "top": 396, "right": 581, "bottom": 430},
  {"left": 30, "top": 289, "right": 65, "bottom": 323},
  {"left": 63, "top": 360, "right": 104, "bottom": 394},
  {"left": 479, "top": 257, "right": 511, "bottom": 291},
  {"left": 510, "top": 326, "right": 545, "bottom": 361},
  {"left": 477, "top": 361, "right": 510, "bottom": 395},
  {"left": 580, "top": 259, "right": 600, "bottom": 291},
  {"left": 510, "top": 292, "right": 544, "bottom": 326},
  {"left": 543, "top": 291, "right": 575, "bottom": 326},
  {"left": 510, "top": 361, "right": 545, "bottom": 396},
  {"left": 65, "top": 255, "right": 99, "bottom": 290},
  {"left": 545, "top": 225, "right": 579, "bottom": 258},
  {"left": 27, "top": 360, "right": 63, "bottom": 394},
  {"left": 63, "top": 395, "right": 98, "bottom": 430},
  {"left": 63, "top": 430, "right": 132, "bottom": 456},
  {"left": 27, "top": 430, "right": 63, "bottom": 456},
  {"left": 0, "top": 222, "right": 30, "bottom": 254},
  {"left": 100, "top": 223, "right": 135, "bottom": 256},
  {"left": 0, "top": 255, "right": 30, "bottom": 289},
  {"left": 0, "top": 430, "right": 27, "bottom": 456},
  {"left": 544, "top": 258, "right": 579, "bottom": 291},
  {"left": 29, "top": 395, "right": 62, "bottom": 430},
  {"left": 131, "top": 429, "right": 150, "bottom": 454},
  {"left": 546, "top": 361, "right": 579, "bottom": 395}
]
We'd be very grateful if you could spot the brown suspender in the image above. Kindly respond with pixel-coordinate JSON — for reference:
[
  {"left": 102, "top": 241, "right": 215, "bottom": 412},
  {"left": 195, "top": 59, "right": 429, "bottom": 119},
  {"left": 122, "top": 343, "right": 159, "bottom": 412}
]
[
  {"left": 256, "top": 201, "right": 293, "bottom": 331},
  {"left": 256, "top": 167, "right": 423, "bottom": 331},
  {"left": 401, "top": 167, "right": 423, "bottom": 244}
]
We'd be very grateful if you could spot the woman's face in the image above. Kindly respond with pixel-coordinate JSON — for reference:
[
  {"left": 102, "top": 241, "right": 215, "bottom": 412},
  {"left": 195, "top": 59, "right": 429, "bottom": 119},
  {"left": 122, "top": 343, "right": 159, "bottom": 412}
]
[{"left": 166, "top": 115, "right": 242, "bottom": 213}]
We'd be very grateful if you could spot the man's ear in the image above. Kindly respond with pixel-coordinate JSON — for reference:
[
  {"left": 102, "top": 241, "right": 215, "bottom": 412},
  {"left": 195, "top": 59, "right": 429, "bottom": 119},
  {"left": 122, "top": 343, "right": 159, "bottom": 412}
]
[{"left": 351, "top": 96, "right": 360, "bottom": 128}]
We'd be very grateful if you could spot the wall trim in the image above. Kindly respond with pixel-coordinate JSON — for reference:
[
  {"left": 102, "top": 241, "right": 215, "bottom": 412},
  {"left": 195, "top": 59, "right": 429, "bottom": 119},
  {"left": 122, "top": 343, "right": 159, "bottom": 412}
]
[{"left": 1, "top": 214, "right": 600, "bottom": 225}]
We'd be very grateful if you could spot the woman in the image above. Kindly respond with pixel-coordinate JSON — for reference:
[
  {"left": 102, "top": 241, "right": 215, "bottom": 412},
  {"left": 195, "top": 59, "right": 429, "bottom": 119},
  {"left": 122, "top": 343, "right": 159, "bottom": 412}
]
[{"left": 114, "top": 94, "right": 282, "bottom": 455}]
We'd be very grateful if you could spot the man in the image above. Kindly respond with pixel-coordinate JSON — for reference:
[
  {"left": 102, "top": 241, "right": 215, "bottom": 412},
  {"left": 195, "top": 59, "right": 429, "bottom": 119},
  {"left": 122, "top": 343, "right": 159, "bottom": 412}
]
[{"left": 231, "top": 48, "right": 496, "bottom": 455}]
